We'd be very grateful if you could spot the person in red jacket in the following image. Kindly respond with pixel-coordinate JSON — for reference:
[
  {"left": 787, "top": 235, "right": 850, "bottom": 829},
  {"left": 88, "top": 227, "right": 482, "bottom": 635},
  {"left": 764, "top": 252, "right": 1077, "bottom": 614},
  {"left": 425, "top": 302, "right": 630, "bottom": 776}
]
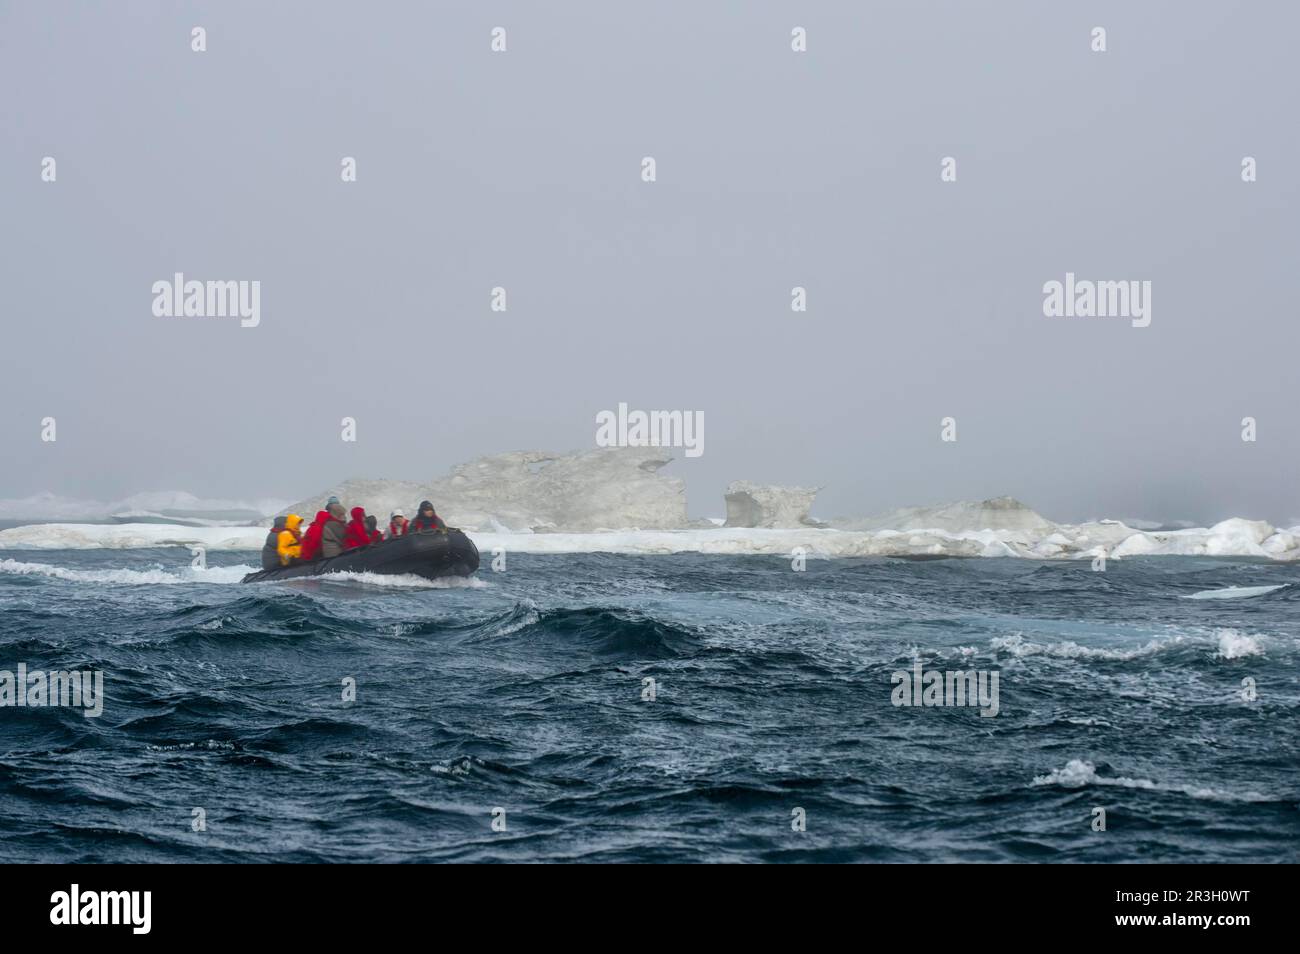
[
  {"left": 388, "top": 510, "right": 409, "bottom": 538},
  {"left": 343, "top": 507, "right": 372, "bottom": 550},
  {"left": 365, "top": 514, "right": 383, "bottom": 544},
  {"left": 299, "top": 510, "right": 331, "bottom": 561}
]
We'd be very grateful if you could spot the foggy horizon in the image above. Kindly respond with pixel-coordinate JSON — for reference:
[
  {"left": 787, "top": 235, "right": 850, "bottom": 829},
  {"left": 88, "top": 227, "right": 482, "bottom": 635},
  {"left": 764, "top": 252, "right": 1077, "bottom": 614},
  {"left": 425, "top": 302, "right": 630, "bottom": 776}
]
[{"left": 3, "top": 1, "right": 1297, "bottom": 527}]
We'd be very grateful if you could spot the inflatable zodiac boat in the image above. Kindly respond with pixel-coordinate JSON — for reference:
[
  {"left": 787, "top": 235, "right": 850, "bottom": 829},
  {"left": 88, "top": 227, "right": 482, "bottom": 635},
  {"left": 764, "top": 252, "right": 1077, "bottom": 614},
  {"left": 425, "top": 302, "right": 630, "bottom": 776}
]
[{"left": 240, "top": 529, "right": 480, "bottom": 583}]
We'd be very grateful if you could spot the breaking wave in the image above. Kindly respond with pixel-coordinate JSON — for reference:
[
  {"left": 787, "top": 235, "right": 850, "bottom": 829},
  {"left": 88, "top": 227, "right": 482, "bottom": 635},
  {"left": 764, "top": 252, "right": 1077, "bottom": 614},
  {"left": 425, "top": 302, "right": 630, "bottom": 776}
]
[
  {"left": 0, "top": 558, "right": 252, "bottom": 586},
  {"left": 1213, "top": 628, "right": 1265, "bottom": 659},
  {"left": 266, "top": 570, "right": 489, "bottom": 590},
  {"left": 991, "top": 628, "right": 1270, "bottom": 662},
  {"left": 1032, "top": 760, "right": 1273, "bottom": 803},
  {"left": 0, "top": 559, "right": 487, "bottom": 590}
]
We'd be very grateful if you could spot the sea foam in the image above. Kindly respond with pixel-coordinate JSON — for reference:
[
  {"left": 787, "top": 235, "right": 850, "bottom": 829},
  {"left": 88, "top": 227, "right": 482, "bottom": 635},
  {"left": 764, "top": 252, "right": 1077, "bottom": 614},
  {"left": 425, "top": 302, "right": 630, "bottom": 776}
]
[
  {"left": 1032, "top": 759, "right": 1271, "bottom": 803},
  {"left": 1186, "top": 584, "right": 1288, "bottom": 600},
  {"left": 0, "top": 558, "right": 253, "bottom": 586}
]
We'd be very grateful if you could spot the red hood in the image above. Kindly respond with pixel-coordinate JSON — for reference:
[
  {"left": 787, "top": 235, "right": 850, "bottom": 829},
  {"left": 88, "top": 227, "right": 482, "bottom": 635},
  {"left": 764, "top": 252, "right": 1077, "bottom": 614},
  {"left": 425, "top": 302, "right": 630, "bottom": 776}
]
[
  {"left": 314, "top": 510, "right": 330, "bottom": 524},
  {"left": 342, "top": 507, "right": 371, "bottom": 549}
]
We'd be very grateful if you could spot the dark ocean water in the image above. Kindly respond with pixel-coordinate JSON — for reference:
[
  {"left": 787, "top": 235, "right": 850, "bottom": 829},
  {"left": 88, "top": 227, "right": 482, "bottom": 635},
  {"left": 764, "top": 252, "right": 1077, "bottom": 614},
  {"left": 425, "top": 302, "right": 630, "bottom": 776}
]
[{"left": 0, "top": 547, "right": 1297, "bottom": 863}]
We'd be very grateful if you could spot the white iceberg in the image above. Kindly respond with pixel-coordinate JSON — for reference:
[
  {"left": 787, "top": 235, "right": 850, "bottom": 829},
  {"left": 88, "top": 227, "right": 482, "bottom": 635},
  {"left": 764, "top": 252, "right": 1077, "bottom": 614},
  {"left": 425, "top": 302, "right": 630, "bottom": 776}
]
[
  {"left": 723, "top": 481, "right": 824, "bottom": 528},
  {"left": 282, "top": 448, "right": 688, "bottom": 532}
]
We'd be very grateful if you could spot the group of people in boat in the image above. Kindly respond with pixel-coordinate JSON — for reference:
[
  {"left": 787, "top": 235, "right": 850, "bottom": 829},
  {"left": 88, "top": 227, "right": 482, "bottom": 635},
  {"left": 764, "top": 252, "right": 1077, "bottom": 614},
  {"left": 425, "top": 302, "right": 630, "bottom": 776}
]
[{"left": 260, "top": 498, "right": 446, "bottom": 569}]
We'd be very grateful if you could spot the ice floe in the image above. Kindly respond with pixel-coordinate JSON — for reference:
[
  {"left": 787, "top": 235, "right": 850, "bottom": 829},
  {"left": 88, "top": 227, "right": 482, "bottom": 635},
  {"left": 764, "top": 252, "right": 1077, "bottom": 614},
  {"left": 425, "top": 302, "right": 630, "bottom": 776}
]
[{"left": 3, "top": 518, "right": 1299, "bottom": 561}]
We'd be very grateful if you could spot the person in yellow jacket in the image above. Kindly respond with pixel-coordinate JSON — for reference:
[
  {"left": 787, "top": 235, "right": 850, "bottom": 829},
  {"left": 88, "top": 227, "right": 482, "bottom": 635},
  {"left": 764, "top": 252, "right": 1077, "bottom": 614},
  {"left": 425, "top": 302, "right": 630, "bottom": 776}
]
[{"left": 276, "top": 513, "right": 304, "bottom": 566}]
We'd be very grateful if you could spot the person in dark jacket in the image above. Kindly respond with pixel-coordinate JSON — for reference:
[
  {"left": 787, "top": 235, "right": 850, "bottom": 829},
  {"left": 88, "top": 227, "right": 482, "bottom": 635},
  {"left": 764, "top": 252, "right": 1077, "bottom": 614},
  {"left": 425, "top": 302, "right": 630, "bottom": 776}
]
[
  {"left": 260, "top": 516, "right": 287, "bottom": 569},
  {"left": 409, "top": 500, "right": 446, "bottom": 532},
  {"left": 319, "top": 503, "right": 349, "bottom": 558},
  {"left": 365, "top": 514, "right": 383, "bottom": 544}
]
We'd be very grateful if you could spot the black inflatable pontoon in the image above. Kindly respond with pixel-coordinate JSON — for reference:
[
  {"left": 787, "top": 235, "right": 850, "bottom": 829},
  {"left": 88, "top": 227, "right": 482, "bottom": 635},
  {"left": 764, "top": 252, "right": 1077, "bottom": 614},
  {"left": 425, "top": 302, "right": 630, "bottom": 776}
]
[{"left": 240, "top": 528, "right": 480, "bottom": 583}]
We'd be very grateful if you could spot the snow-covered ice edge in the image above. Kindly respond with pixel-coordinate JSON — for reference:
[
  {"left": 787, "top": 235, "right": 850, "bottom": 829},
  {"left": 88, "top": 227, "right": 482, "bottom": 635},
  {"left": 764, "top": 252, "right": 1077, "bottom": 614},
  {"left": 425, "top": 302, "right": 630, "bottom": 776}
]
[{"left": 1, "top": 518, "right": 1297, "bottom": 560}]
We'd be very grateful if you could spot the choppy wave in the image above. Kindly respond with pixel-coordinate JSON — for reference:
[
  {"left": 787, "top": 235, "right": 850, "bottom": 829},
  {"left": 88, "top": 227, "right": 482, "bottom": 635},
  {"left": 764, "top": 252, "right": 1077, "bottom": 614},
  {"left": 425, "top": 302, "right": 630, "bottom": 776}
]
[
  {"left": 0, "top": 558, "right": 253, "bottom": 585},
  {"left": 2, "top": 549, "right": 1297, "bottom": 863},
  {"left": 1214, "top": 628, "right": 1266, "bottom": 659},
  {"left": 271, "top": 570, "right": 489, "bottom": 590},
  {"left": 1032, "top": 759, "right": 1273, "bottom": 803},
  {"left": 990, "top": 628, "right": 1269, "bottom": 662},
  {"left": 0, "top": 558, "right": 487, "bottom": 590}
]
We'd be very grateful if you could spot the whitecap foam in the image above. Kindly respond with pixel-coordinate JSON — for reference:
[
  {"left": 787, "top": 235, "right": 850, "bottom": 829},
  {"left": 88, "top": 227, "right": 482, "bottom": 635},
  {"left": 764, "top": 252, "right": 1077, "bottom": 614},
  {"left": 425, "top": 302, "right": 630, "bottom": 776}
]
[
  {"left": 990, "top": 631, "right": 1191, "bottom": 661},
  {"left": 1214, "top": 628, "right": 1264, "bottom": 659},
  {"left": 146, "top": 740, "right": 237, "bottom": 752},
  {"left": 1186, "top": 583, "right": 1288, "bottom": 600},
  {"left": 1032, "top": 759, "right": 1270, "bottom": 803},
  {"left": 0, "top": 555, "right": 487, "bottom": 590},
  {"left": 991, "top": 629, "right": 1271, "bottom": 662},
  {"left": 486, "top": 608, "right": 541, "bottom": 639},
  {"left": 0, "top": 558, "right": 253, "bottom": 586},
  {"left": 275, "top": 570, "right": 489, "bottom": 590}
]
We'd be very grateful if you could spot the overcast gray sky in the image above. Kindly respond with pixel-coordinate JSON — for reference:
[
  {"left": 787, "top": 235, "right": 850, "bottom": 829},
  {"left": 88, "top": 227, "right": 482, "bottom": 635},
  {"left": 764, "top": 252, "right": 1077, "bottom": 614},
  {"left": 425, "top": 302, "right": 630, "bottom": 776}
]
[{"left": 1, "top": 1, "right": 1296, "bottom": 524}]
